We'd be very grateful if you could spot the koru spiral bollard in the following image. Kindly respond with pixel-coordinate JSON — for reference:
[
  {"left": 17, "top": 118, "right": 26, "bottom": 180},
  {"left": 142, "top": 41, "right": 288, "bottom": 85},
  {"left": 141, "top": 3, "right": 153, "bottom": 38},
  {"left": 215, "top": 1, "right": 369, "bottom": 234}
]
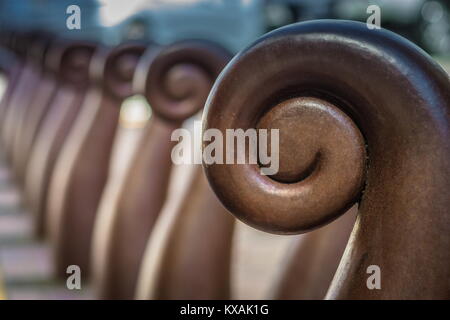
[
  {"left": 46, "top": 42, "right": 147, "bottom": 278},
  {"left": 1, "top": 33, "right": 42, "bottom": 158},
  {"left": 0, "top": 32, "right": 27, "bottom": 132},
  {"left": 11, "top": 39, "right": 66, "bottom": 185},
  {"left": 135, "top": 45, "right": 234, "bottom": 300},
  {"left": 11, "top": 34, "right": 52, "bottom": 184},
  {"left": 24, "top": 41, "right": 96, "bottom": 238},
  {"left": 95, "top": 41, "right": 230, "bottom": 299},
  {"left": 0, "top": 42, "right": 19, "bottom": 129},
  {"left": 202, "top": 20, "right": 450, "bottom": 299}
]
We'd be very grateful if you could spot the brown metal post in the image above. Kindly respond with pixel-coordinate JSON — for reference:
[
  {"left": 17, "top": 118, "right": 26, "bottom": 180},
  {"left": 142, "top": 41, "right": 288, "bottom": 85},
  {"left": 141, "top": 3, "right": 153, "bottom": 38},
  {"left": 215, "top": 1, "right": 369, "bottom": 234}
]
[
  {"left": 203, "top": 20, "right": 450, "bottom": 299},
  {"left": 11, "top": 34, "right": 54, "bottom": 185},
  {"left": 271, "top": 206, "right": 357, "bottom": 299},
  {"left": 24, "top": 41, "right": 96, "bottom": 238},
  {"left": 0, "top": 36, "right": 21, "bottom": 128},
  {"left": 46, "top": 42, "right": 147, "bottom": 278},
  {"left": 94, "top": 41, "right": 230, "bottom": 299},
  {"left": 136, "top": 165, "right": 235, "bottom": 300},
  {"left": 1, "top": 33, "right": 42, "bottom": 158}
]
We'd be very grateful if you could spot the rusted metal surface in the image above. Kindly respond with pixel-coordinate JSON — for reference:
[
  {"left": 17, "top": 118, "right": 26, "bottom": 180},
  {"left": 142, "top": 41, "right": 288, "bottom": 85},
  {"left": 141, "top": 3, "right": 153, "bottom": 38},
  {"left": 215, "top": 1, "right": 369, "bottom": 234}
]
[
  {"left": 46, "top": 42, "right": 146, "bottom": 278},
  {"left": 24, "top": 41, "right": 96, "bottom": 238},
  {"left": 94, "top": 41, "right": 230, "bottom": 299},
  {"left": 203, "top": 20, "right": 450, "bottom": 299}
]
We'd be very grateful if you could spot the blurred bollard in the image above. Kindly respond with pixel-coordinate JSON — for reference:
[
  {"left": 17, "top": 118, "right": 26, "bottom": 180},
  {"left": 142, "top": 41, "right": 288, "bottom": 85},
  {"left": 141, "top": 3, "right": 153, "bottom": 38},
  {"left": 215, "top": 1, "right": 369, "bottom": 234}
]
[
  {"left": 0, "top": 45, "right": 18, "bottom": 126},
  {"left": 92, "top": 41, "right": 230, "bottom": 299},
  {"left": 46, "top": 42, "right": 147, "bottom": 279},
  {"left": 0, "top": 33, "right": 22, "bottom": 135},
  {"left": 271, "top": 207, "right": 357, "bottom": 299},
  {"left": 24, "top": 41, "right": 96, "bottom": 238},
  {"left": 136, "top": 158, "right": 235, "bottom": 300},
  {"left": 1, "top": 32, "right": 42, "bottom": 156},
  {"left": 11, "top": 34, "right": 54, "bottom": 185}
]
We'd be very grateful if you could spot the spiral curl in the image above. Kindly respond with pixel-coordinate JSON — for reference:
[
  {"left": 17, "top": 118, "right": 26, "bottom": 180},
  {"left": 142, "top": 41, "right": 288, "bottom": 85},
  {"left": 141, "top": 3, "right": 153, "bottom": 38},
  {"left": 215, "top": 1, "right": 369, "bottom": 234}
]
[
  {"left": 54, "top": 41, "right": 96, "bottom": 87},
  {"left": 89, "top": 42, "right": 147, "bottom": 100},
  {"left": 144, "top": 41, "right": 231, "bottom": 122},
  {"left": 202, "top": 20, "right": 450, "bottom": 298}
]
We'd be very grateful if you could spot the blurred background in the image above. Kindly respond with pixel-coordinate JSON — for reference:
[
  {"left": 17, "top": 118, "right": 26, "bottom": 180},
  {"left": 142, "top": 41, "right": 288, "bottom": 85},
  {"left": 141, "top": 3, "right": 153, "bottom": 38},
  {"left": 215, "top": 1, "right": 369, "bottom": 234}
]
[
  {"left": 1, "top": 0, "right": 450, "bottom": 55},
  {"left": 0, "top": 0, "right": 449, "bottom": 300}
]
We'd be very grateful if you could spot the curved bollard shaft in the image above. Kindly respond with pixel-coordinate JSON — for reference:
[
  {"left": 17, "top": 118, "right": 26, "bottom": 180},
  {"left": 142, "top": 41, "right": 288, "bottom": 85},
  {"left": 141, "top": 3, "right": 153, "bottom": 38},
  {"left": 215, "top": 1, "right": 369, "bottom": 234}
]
[
  {"left": 46, "top": 42, "right": 147, "bottom": 278},
  {"left": 136, "top": 164, "right": 235, "bottom": 300},
  {"left": 94, "top": 41, "right": 230, "bottom": 299},
  {"left": 11, "top": 35, "right": 54, "bottom": 185},
  {"left": 24, "top": 41, "right": 96, "bottom": 238},
  {"left": 271, "top": 206, "right": 357, "bottom": 299},
  {"left": 95, "top": 117, "right": 179, "bottom": 299},
  {"left": 0, "top": 47, "right": 21, "bottom": 127},
  {"left": 1, "top": 44, "right": 41, "bottom": 159}
]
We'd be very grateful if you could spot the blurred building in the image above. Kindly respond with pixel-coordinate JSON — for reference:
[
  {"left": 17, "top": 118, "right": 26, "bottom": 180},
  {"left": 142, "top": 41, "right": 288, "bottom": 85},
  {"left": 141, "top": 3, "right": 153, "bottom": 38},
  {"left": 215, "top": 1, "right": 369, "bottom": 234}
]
[
  {"left": 265, "top": 0, "right": 450, "bottom": 55},
  {"left": 0, "top": 0, "right": 267, "bottom": 54},
  {"left": 0, "top": 0, "right": 448, "bottom": 55}
]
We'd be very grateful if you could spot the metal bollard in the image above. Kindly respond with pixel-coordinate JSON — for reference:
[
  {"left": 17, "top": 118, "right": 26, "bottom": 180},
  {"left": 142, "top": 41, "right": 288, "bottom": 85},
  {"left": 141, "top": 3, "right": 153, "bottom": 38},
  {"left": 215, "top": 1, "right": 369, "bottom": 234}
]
[
  {"left": 0, "top": 35, "right": 20, "bottom": 131},
  {"left": 1, "top": 32, "right": 42, "bottom": 157},
  {"left": 10, "top": 33, "right": 53, "bottom": 185},
  {"left": 93, "top": 40, "right": 230, "bottom": 299},
  {"left": 202, "top": 20, "right": 450, "bottom": 299},
  {"left": 24, "top": 40, "right": 96, "bottom": 238},
  {"left": 46, "top": 42, "right": 147, "bottom": 278}
]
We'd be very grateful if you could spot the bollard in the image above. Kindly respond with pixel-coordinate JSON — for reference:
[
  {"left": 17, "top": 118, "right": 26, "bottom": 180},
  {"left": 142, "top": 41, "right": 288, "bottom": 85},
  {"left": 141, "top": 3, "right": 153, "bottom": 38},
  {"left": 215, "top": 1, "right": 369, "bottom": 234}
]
[
  {"left": 1, "top": 32, "right": 42, "bottom": 160},
  {"left": 0, "top": 40, "right": 19, "bottom": 128},
  {"left": 46, "top": 42, "right": 147, "bottom": 278},
  {"left": 10, "top": 33, "right": 53, "bottom": 185},
  {"left": 24, "top": 40, "right": 96, "bottom": 238},
  {"left": 93, "top": 41, "right": 230, "bottom": 299},
  {"left": 136, "top": 164, "right": 236, "bottom": 300},
  {"left": 202, "top": 20, "right": 450, "bottom": 299},
  {"left": 271, "top": 206, "right": 357, "bottom": 299}
]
